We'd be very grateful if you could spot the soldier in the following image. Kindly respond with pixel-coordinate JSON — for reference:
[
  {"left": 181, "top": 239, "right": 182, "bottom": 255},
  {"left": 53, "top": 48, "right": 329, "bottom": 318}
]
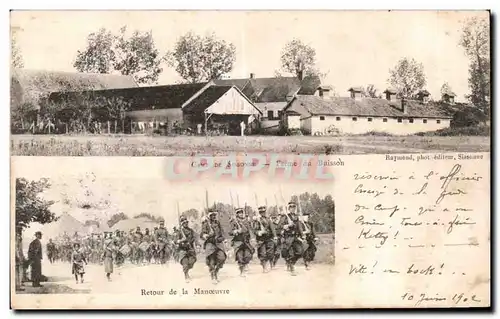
[
  {"left": 230, "top": 208, "right": 255, "bottom": 277},
  {"left": 133, "top": 227, "right": 144, "bottom": 265},
  {"left": 142, "top": 228, "right": 153, "bottom": 264},
  {"left": 154, "top": 220, "right": 169, "bottom": 264},
  {"left": 278, "top": 201, "right": 304, "bottom": 276},
  {"left": 252, "top": 206, "right": 277, "bottom": 273},
  {"left": 71, "top": 243, "right": 87, "bottom": 284},
  {"left": 46, "top": 239, "right": 56, "bottom": 264},
  {"left": 102, "top": 233, "right": 116, "bottom": 281},
  {"left": 200, "top": 211, "right": 227, "bottom": 284},
  {"left": 300, "top": 212, "right": 319, "bottom": 270},
  {"left": 176, "top": 216, "right": 197, "bottom": 282},
  {"left": 28, "top": 231, "right": 44, "bottom": 287},
  {"left": 270, "top": 214, "right": 282, "bottom": 269}
]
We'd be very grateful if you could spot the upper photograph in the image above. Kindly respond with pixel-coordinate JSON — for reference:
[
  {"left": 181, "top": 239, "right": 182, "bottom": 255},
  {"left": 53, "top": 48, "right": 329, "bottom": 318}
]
[{"left": 10, "top": 11, "right": 490, "bottom": 156}]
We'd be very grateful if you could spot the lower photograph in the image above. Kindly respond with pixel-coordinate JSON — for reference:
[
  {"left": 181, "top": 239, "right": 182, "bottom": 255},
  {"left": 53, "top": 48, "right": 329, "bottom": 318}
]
[{"left": 11, "top": 156, "right": 335, "bottom": 309}]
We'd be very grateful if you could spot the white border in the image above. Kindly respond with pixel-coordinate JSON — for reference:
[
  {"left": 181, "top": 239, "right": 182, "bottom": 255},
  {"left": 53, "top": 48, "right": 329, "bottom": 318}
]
[{"left": 1, "top": 2, "right": 498, "bottom": 318}]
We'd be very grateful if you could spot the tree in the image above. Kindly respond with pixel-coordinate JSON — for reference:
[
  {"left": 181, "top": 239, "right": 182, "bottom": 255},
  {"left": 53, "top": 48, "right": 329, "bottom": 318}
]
[
  {"left": 280, "top": 39, "right": 318, "bottom": 80},
  {"left": 107, "top": 212, "right": 129, "bottom": 228},
  {"left": 74, "top": 27, "right": 163, "bottom": 84},
  {"left": 11, "top": 27, "right": 24, "bottom": 68},
  {"left": 459, "top": 16, "right": 490, "bottom": 114},
  {"left": 11, "top": 102, "right": 36, "bottom": 130},
  {"left": 113, "top": 27, "right": 163, "bottom": 84},
  {"left": 166, "top": 32, "right": 236, "bottom": 83},
  {"left": 388, "top": 57, "right": 427, "bottom": 99},
  {"left": 74, "top": 28, "right": 115, "bottom": 74},
  {"left": 16, "top": 178, "right": 57, "bottom": 234},
  {"left": 363, "top": 84, "right": 380, "bottom": 98},
  {"left": 440, "top": 82, "right": 452, "bottom": 96}
]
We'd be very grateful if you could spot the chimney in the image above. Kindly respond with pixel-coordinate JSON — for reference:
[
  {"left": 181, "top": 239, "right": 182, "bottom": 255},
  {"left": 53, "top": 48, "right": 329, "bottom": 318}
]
[
  {"left": 250, "top": 73, "right": 255, "bottom": 79},
  {"left": 383, "top": 88, "right": 397, "bottom": 101},
  {"left": 348, "top": 87, "right": 363, "bottom": 100},
  {"left": 416, "top": 90, "right": 430, "bottom": 104},
  {"left": 442, "top": 92, "right": 456, "bottom": 105},
  {"left": 401, "top": 98, "right": 408, "bottom": 114},
  {"left": 317, "top": 85, "right": 333, "bottom": 99}
]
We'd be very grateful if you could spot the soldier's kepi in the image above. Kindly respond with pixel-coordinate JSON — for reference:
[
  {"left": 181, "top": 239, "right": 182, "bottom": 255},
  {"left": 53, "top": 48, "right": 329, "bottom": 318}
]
[
  {"left": 230, "top": 208, "right": 255, "bottom": 277},
  {"left": 200, "top": 210, "right": 227, "bottom": 284},
  {"left": 279, "top": 201, "right": 304, "bottom": 276},
  {"left": 252, "top": 206, "right": 277, "bottom": 273},
  {"left": 176, "top": 215, "right": 196, "bottom": 282}
]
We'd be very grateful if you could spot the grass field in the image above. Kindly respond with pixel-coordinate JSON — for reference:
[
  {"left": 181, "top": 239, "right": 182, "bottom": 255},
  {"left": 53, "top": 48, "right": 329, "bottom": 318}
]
[{"left": 11, "top": 134, "right": 490, "bottom": 156}]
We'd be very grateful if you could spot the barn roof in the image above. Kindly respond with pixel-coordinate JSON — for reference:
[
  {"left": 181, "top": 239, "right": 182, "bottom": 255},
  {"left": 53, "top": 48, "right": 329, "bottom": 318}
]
[
  {"left": 213, "top": 79, "right": 249, "bottom": 91},
  {"left": 213, "top": 75, "right": 320, "bottom": 103},
  {"left": 182, "top": 86, "right": 233, "bottom": 113},
  {"left": 49, "top": 82, "right": 209, "bottom": 111},
  {"left": 286, "top": 95, "right": 453, "bottom": 119},
  {"left": 11, "top": 68, "right": 138, "bottom": 108},
  {"left": 183, "top": 86, "right": 263, "bottom": 115}
]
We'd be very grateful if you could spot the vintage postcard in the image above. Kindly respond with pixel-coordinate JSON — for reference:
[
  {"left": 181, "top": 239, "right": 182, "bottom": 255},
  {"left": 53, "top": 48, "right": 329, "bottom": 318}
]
[{"left": 10, "top": 10, "right": 491, "bottom": 310}]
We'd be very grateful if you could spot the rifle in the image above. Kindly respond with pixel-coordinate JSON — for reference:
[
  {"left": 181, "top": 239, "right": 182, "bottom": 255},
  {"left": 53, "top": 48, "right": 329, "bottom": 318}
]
[
  {"left": 177, "top": 201, "right": 187, "bottom": 242},
  {"left": 279, "top": 186, "right": 294, "bottom": 230}
]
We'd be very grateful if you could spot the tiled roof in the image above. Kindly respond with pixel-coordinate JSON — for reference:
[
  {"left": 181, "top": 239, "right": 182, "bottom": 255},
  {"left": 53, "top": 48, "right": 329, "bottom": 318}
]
[
  {"left": 213, "top": 79, "right": 249, "bottom": 91},
  {"left": 287, "top": 95, "right": 453, "bottom": 119},
  {"left": 213, "top": 75, "right": 320, "bottom": 103}
]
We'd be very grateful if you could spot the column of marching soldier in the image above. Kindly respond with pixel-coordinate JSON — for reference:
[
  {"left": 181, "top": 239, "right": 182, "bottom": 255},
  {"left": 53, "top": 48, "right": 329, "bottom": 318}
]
[{"left": 21, "top": 201, "right": 318, "bottom": 287}]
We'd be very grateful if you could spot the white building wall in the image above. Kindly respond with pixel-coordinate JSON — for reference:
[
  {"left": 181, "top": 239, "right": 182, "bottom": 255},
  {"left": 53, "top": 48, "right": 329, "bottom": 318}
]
[
  {"left": 205, "top": 87, "right": 260, "bottom": 115},
  {"left": 307, "top": 115, "right": 450, "bottom": 135},
  {"left": 301, "top": 117, "right": 312, "bottom": 133},
  {"left": 287, "top": 115, "right": 301, "bottom": 130}
]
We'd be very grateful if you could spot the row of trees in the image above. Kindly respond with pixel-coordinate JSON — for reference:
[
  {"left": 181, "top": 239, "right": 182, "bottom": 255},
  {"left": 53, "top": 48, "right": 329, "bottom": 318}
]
[
  {"left": 71, "top": 28, "right": 324, "bottom": 85},
  {"left": 105, "top": 192, "right": 335, "bottom": 236}
]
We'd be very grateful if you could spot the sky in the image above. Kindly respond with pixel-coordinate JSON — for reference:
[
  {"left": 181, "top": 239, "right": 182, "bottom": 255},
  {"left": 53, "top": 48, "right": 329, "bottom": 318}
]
[{"left": 11, "top": 10, "right": 489, "bottom": 102}]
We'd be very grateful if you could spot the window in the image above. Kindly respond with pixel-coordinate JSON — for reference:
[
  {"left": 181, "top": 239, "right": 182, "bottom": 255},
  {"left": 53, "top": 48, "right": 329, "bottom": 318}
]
[
  {"left": 383, "top": 118, "right": 388, "bottom": 123},
  {"left": 267, "top": 110, "right": 274, "bottom": 120},
  {"left": 423, "top": 119, "right": 428, "bottom": 124},
  {"left": 436, "top": 119, "right": 441, "bottom": 124},
  {"left": 409, "top": 118, "right": 414, "bottom": 123},
  {"left": 397, "top": 118, "right": 402, "bottom": 123},
  {"left": 277, "top": 110, "right": 283, "bottom": 119},
  {"left": 336, "top": 117, "right": 341, "bottom": 121},
  {"left": 352, "top": 117, "right": 358, "bottom": 121},
  {"left": 367, "top": 118, "right": 373, "bottom": 122},
  {"left": 320, "top": 116, "right": 325, "bottom": 121}
]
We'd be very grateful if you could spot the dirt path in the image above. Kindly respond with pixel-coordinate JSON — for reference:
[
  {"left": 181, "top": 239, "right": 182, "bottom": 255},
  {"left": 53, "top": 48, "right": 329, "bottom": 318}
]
[{"left": 19, "top": 260, "right": 337, "bottom": 308}]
